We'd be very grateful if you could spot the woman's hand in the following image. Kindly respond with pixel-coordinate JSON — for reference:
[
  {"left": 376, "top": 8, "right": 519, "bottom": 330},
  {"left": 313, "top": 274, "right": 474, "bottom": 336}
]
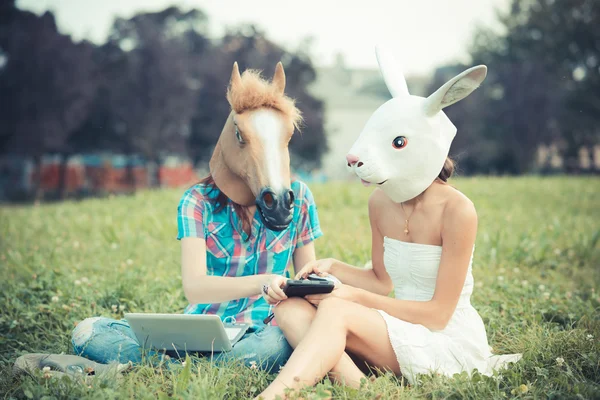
[
  {"left": 295, "top": 258, "right": 336, "bottom": 280},
  {"left": 305, "top": 283, "right": 358, "bottom": 306},
  {"left": 261, "top": 275, "right": 289, "bottom": 305}
]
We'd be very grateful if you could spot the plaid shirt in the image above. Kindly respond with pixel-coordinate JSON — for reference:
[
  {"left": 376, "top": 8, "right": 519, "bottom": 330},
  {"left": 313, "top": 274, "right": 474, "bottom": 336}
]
[{"left": 177, "top": 180, "right": 323, "bottom": 329}]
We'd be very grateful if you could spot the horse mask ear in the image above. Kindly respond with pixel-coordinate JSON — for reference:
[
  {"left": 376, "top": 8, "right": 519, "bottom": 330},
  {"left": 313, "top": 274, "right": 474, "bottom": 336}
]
[
  {"left": 423, "top": 65, "right": 487, "bottom": 116},
  {"left": 230, "top": 62, "right": 242, "bottom": 92},
  {"left": 272, "top": 62, "right": 286, "bottom": 95},
  {"left": 375, "top": 45, "right": 410, "bottom": 98}
]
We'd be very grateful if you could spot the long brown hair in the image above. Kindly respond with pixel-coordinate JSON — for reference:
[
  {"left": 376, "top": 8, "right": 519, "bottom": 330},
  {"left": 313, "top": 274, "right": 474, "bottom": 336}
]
[
  {"left": 199, "top": 174, "right": 253, "bottom": 235},
  {"left": 437, "top": 157, "right": 455, "bottom": 182}
]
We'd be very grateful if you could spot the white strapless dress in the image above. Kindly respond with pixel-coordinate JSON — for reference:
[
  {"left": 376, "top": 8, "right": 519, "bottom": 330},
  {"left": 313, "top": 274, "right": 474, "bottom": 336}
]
[{"left": 376, "top": 237, "right": 521, "bottom": 385}]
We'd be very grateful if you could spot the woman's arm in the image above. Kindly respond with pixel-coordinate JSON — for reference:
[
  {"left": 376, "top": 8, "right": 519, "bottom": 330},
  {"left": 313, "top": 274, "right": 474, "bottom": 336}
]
[
  {"left": 181, "top": 237, "right": 275, "bottom": 304},
  {"left": 312, "top": 190, "right": 393, "bottom": 295},
  {"left": 292, "top": 242, "right": 317, "bottom": 275}
]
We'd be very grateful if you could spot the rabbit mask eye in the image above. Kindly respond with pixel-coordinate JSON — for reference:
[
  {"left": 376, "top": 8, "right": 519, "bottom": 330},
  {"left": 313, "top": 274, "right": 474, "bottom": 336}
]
[{"left": 392, "top": 136, "right": 408, "bottom": 149}]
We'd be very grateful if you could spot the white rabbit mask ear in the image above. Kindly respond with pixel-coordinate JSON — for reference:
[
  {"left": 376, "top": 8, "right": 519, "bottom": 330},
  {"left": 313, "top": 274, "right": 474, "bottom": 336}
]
[
  {"left": 423, "top": 65, "right": 487, "bottom": 116},
  {"left": 375, "top": 45, "right": 410, "bottom": 98}
]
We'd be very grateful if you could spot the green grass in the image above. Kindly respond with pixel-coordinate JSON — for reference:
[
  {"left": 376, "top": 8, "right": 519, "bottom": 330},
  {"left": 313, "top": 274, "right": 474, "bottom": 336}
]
[{"left": 1, "top": 176, "right": 599, "bottom": 399}]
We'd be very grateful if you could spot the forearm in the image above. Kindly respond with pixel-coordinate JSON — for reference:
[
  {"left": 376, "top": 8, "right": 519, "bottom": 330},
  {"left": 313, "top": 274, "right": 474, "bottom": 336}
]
[
  {"left": 354, "top": 288, "right": 451, "bottom": 330},
  {"left": 183, "top": 274, "right": 275, "bottom": 304},
  {"left": 330, "top": 260, "right": 391, "bottom": 295}
]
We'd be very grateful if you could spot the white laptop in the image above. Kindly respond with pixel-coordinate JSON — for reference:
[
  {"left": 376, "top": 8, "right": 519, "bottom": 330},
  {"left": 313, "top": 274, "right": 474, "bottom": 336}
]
[{"left": 125, "top": 313, "right": 250, "bottom": 352}]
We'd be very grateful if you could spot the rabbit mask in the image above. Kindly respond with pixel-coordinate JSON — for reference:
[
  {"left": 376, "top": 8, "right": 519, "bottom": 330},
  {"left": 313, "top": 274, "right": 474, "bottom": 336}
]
[{"left": 346, "top": 46, "right": 487, "bottom": 203}]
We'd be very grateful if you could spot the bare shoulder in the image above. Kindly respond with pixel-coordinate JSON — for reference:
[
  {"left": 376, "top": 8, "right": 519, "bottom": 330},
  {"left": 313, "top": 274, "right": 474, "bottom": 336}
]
[
  {"left": 442, "top": 186, "right": 477, "bottom": 228},
  {"left": 368, "top": 188, "right": 390, "bottom": 216}
]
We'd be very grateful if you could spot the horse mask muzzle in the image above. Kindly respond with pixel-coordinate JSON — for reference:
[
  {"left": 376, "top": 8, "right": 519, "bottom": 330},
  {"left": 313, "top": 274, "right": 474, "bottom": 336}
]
[{"left": 256, "top": 187, "right": 294, "bottom": 231}]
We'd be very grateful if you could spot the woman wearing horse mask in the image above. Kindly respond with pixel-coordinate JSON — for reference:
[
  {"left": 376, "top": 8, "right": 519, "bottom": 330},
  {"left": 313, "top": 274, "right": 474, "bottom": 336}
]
[
  {"left": 257, "top": 46, "right": 521, "bottom": 399},
  {"left": 71, "top": 62, "right": 322, "bottom": 372}
]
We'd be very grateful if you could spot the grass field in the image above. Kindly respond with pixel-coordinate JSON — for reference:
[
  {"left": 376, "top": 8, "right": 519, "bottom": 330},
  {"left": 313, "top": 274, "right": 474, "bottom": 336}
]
[{"left": 1, "top": 177, "right": 599, "bottom": 399}]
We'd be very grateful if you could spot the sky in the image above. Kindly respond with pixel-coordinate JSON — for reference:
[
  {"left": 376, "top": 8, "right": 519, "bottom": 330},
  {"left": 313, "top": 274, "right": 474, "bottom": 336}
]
[{"left": 17, "top": 0, "right": 510, "bottom": 76}]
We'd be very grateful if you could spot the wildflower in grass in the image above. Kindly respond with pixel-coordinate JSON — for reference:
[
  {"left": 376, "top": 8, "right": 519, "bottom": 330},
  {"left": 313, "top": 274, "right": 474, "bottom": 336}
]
[
  {"left": 62, "top": 304, "right": 71, "bottom": 311},
  {"left": 74, "top": 280, "right": 81, "bottom": 286},
  {"left": 73, "top": 241, "right": 80, "bottom": 248},
  {"left": 51, "top": 296, "right": 59, "bottom": 302},
  {"left": 556, "top": 357, "right": 565, "bottom": 366},
  {"left": 81, "top": 277, "right": 89, "bottom": 283},
  {"left": 543, "top": 292, "right": 550, "bottom": 299},
  {"left": 42, "top": 366, "right": 51, "bottom": 372},
  {"left": 521, "top": 280, "right": 529, "bottom": 286},
  {"left": 554, "top": 248, "right": 561, "bottom": 255},
  {"left": 513, "top": 267, "right": 520, "bottom": 274},
  {"left": 127, "top": 259, "right": 133, "bottom": 265},
  {"left": 119, "top": 304, "right": 125, "bottom": 311},
  {"left": 498, "top": 276, "right": 504, "bottom": 282},
  {"left": 586, "top": 334, "right": 593, "bottom": 341},
  {"left": 519, "top": 384, "right": 528, "bottom": 394},
  {"left": 511, "top": 384, "right": 529, "bottom": 395},
  {"left": 111, "top": 304, "right": 118, "bottom": 312},
  {"left": 538, "top": 284, "right": 545, "bottom": 291},
  {"left": 111, "top": 243, "right": 118, "bottom": 250},
  {"left": 250, "top": 361, "right": 258, "bottom": 370}
]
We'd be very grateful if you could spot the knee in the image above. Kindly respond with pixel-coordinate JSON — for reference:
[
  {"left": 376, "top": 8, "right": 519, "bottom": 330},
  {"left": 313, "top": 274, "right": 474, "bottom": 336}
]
[
  {"left": 72, "top": 317, "right": 105, "bottom": 348},
  {"left": 274, "top": 297, "right": 314, "bottom": 328}
]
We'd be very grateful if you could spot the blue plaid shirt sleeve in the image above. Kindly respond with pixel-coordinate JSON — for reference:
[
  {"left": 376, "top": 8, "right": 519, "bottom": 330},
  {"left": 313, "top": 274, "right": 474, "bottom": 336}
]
[
  {"left": 296, "top": 183, "right": 323, "bottom": 247},
  {"left": 177, "top": 187, "right": 206, "bottom": 240}
]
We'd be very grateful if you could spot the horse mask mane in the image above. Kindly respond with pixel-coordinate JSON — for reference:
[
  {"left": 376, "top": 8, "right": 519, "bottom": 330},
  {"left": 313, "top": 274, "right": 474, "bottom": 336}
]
[
  {"left": 346, "top": 45, "right": 487, "bottom": 203},
  {"left": 209, "top": 62, "right": 302, "bottom": 231}
]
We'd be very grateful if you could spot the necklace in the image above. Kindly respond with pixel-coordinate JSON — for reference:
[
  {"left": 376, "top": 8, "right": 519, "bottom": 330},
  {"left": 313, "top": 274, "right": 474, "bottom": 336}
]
[{"left": 400, "top": 200, "right": 418, "bottom": 235}]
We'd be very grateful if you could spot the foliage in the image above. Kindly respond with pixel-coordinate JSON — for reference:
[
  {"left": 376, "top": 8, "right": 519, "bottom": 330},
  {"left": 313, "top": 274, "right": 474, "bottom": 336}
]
[
  {"left": 0, "top": 177, "right": 599, "bottom": 399},
  {"left": 429, "top": 0, "right": 600, "bottom": 175},
  {"left": 0, "top": 5, "right": 97, "bottom": 197}
]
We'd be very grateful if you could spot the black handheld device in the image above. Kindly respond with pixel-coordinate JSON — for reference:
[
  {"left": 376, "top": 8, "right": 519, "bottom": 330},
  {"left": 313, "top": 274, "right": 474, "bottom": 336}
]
[
  {"left": 283, "top": 278, "right": 334, "bottom": 297},
  {"left": 263, "top": 275, "right": 336, "bottom": 324}
]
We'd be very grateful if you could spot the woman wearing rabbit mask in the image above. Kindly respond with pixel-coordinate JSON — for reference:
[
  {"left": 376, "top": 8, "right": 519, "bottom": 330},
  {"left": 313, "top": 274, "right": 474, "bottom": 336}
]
[{"left": 257, "top": 46, "right": 521, "bottom": 399}]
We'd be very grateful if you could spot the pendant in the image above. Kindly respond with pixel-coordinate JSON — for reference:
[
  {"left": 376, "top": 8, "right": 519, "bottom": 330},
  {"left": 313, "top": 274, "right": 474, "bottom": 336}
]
[{"left": 404, "top": 220, "right": 409, "bottom": 235}]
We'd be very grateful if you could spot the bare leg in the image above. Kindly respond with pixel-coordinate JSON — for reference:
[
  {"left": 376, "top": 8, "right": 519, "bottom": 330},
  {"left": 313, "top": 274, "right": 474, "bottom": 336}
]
[
  {"left": 274, "top": 298, "right": 365, "bottom": 387},
  {"left": 258, "top": 297, "right": 399, "bottom": 400}
]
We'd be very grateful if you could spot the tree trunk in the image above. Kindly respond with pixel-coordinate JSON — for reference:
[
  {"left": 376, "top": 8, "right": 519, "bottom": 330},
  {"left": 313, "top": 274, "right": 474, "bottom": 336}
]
[
  {"left": 154, "top": 158, "right": 161, "bottom": 189},
  {"left": 32, "top": 155, "right": 43, "bottom": 203},
  {"left": 124, "top": 144, "right": 136, "bottom": 194},
  {"left": 125, "top": 159, "right": 136, "bottom": 193},
  {"left": 57, "top": 153, "right": 70, "bottom": 200}
]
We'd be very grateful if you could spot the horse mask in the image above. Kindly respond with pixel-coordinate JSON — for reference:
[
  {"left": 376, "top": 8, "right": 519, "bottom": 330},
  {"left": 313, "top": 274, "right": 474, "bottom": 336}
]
[
  {"left": 346, "top": 46, "right": 487, "bottom": 203},
  {"left": 209, "top": 62, "right": 302, "bottom": 231}
]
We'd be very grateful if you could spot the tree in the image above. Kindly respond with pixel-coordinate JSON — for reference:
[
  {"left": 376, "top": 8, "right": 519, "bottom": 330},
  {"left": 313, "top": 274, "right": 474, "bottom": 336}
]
[
  {"left": 452, "top": 0, "right": 600, "bottom": 174},
  {"left": 102, "top": 7, "right": 207, "bottom": 187},
  {"left": 0, "top": 9, "right": 97, "bottom": 199}
]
